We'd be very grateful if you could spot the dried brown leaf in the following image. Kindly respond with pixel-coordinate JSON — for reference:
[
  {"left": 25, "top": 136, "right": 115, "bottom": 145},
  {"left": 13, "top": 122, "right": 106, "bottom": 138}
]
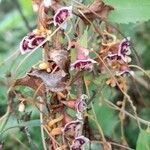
[
  {"left": 15, "top": 74, "right": 45, "bottom": 97},
  {"left": 28, "top": 69, "right": 67, "bottom": 92},
  {"left": 75, "top": 0, "right": 113, "bottom": 23}
]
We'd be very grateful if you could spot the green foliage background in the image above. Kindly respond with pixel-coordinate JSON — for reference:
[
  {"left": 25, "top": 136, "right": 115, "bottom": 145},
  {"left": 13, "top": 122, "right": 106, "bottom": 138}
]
[{"left": 0, "top": 0, "right": 150, "bottom": 150}]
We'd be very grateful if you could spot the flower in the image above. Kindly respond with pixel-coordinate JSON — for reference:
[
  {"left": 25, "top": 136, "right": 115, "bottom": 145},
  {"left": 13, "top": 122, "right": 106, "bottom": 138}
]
[
  {"left": 76, "top": 94, "right": 88, "bottom": 120},
  {"left": 116, "top": 64, "right": 134, "bottom": 77},
  {"left": 53, "top": 6, "right": 72, "bottom": 29},
  {"left": 107, "top": 52, "right": 118, "bottom": 60},
  {"left": 62, "top": 120, "right": 83, "bottom": 137},
  {"left": 20, "top": 32, "right": 45, "bottom": 54},
  {"left": 71, "top": 136, "right": 89, "bottom": 150},
  {"left": 106, "top": 37, "right": 131, "bottom": 63},
  {"left": 76, "top": 100, "right": 87, "bottom": 114},
  {"left": 118, "top": 37, "right": 131, "bottom": 63},
  {"left": 71, "top": 45, "right": 96, "bottom": 71}
]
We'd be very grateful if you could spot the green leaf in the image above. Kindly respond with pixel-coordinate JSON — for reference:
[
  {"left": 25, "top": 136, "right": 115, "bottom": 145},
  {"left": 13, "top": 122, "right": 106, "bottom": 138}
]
[
  {"left": 136, "top": 129, "right": 150, "bottom": 150},
  {"left": 103, "top": 0, "right": 150, "bottom": 24},
  {"left": 78, "top": 28, "right": 88, "bottom": 48}
]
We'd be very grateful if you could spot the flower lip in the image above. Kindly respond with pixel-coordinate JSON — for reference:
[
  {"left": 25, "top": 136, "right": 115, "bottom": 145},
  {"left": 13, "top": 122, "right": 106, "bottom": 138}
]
[
  {"left": 53, "top": 6, "right": 72, "bottom": 28},
  {"left": 70, "top": 59, "right": 97, "bottom": 71},
  {"left": 118, "top": 37, "right": 131, "bottom": 62},
  {"left": 107, "top": 52, "right": 119, "bottom": 60},
  {"left": 20, "top": 32, "right": 45, "bottom": 54},
  {"left": 116, "top": 64, "right": 134, "bottom": 76}
]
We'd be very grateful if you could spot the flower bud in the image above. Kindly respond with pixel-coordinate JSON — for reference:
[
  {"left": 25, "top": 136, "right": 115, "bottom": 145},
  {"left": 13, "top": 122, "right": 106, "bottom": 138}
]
[
  {"left": 18, "top": 102, "right": 25, "bottom": 112},
  {"left": 39, "top": 62, "right": 49, "bottom": 70}
]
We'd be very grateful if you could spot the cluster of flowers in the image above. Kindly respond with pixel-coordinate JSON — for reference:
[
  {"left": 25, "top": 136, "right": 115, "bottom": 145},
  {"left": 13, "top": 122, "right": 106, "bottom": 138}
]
[
  {"left": 19, "top": 2, "right": 96, "bottom": 73},
  {"left": 62, "top": 95, "right": 89, "bottom": 150},
  {"left": 71, "top": 44, "right": 97, "bottom": 72},
  {"left": 106, "top": 37, "right": 134, "bottom": 77},
  {"left": 20, "top": 4, "right": 72, "bottom": 54}
]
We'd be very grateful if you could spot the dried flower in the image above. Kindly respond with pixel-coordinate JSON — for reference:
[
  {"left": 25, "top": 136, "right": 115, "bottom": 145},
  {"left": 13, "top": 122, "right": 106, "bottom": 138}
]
[
  {"left": 62, "top": 120, "right": 83, "bottom": 137},
  {"left": 20, "top": 32, "right": 45, "bottom": 54},
  {"left": 106, "top": 77, "right": 116, "bottom": 87},
  {"left": 53, "top": 6, "right": 72, "bottom": 29},
  {"left": 76, "top": 95, "right": 88, "bottom": 120},
  {"left": 116, "top": 64, "right": 134, "bottom": 76},
  {"left": 71, "top": 136, "right": 89, "bottom": 150},
  {"left": 71, "top": 45, "right": 96, "bottom": 71},
  {"left": 76, "top": 100, "right": 87, "bottom": 114}
]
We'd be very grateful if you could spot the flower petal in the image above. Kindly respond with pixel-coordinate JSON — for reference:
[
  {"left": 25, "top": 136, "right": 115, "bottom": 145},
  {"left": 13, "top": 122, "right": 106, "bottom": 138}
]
[
  {"left": 53, "top": 6, "right": 72, "bottom": 29},
  {"left": 70, "top": 59, "right": 97, "bottom": 71},
  {"left": 20, "top": 33, "right": 45, "bottom": 54}
]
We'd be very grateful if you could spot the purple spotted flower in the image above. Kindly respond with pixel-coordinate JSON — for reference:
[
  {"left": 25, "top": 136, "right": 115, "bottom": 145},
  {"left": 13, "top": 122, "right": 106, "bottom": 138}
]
[
  {"left": 62, "top": 120, "right": 83, "bottom": 137},
  {"left": 118, "top": 37, "right": 131, "bottom": 63},
  {"left": 71, "top": 46, "right": 96, "bottom": 71},
  {"left": 71, "top": 136, "right": 89, "bottom": 150},
  {"left": 53, "top": 6, "right": 72, "bottom": 29},
  {"left": 116, "top": 64, "right": 134, "bottom": 77},
  {"left": 20, "top": 32, "right": 45, "bottom": 54},
  {"left": 107, "top": 37, "right": 131, "bottom": 63}
]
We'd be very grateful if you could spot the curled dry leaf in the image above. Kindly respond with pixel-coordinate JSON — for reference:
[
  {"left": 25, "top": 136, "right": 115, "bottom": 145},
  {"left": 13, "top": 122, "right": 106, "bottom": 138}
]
[
  {"left": 15, "top": 74, "right": 45, "bottom": 97},
  {"left": 60, "top": 99, "right": 76, "bottom": 110},
  {"left": 75, "top": 0, "right": 113, "bottom": 24},
  {"left": 28, "top": 69, "right": 67, "bottom": 92},
  {"left": 15, "top": 67, "right": 67, "bottom": 96}
]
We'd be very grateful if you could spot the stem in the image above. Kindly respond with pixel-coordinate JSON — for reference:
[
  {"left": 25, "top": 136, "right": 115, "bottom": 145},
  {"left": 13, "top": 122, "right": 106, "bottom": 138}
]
[
  {"left": 40, "top": 99, "right": 47, "bottom": 150},
  {"left": 84, "top": 77, "right": 108, "bottom": 148},
  {"left": 13, "top": 0, "right": 32, "bottom": 31}
]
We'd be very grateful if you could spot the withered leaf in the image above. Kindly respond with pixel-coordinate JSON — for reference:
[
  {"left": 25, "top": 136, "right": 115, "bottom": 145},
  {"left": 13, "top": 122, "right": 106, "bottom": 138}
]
[
  {"left": 75, "top": 0, "right": 113, "bottom": 23},
  {"left": 15, "top": 68, "right": 67, "bottom": 96},
  {"left": 15, "top": 74, "right": 45, "bottom": 97},
  {"left": 28, "top": 69, "right": 67, "bottom": 92}
]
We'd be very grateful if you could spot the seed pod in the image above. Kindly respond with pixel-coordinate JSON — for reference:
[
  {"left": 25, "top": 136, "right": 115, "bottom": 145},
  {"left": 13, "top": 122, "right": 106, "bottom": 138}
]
[
  {"left": 48, "top": 115, "right": 64, "bottom": 128},
  {"left": 39, "top": 62, "right": 49, "bottom": 70}
]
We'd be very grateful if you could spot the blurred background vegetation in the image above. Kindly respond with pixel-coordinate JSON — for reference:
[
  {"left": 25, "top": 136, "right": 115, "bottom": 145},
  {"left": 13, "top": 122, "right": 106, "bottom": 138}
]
[{"left": 0, "top": 0, "right": 150, "bottom": 150}]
